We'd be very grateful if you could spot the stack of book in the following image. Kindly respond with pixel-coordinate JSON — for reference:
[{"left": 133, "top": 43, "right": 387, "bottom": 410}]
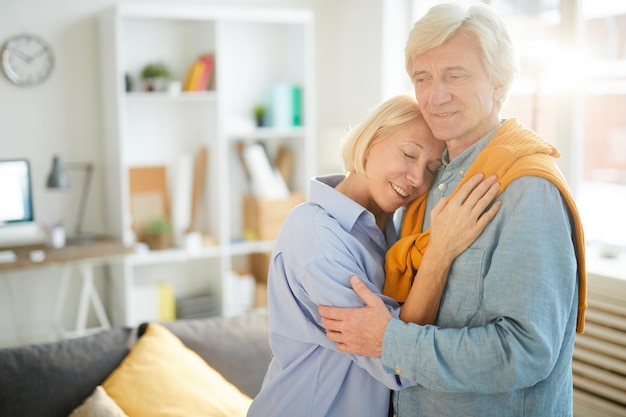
[
  {"left": 267, "top": 83, "right": 302, "bottom": 127},
  {"left": 183, "top": 54, "right": 214, "bottom": 92},
  {"left": 133, "top": 282, "right": 176, "bottom": 323},
  {"left": 238, "top": 142, "right": 290, "bottom": 200},
  {"left": 176, "top": 293, "right": 221, "bottom": 319}
]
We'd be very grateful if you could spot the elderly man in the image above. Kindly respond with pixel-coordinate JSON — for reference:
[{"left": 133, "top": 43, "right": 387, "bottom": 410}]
[{"left": 319, "top": 3, "right": 586, "bottom": 416}]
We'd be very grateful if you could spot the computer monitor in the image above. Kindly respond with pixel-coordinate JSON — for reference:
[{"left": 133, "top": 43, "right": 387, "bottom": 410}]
[{"left": 0, "top": 159, "right": 43, "bottom": 247}]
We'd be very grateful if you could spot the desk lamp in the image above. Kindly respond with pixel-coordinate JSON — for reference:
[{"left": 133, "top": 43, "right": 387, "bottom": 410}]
[{"left": 46, "top": 155, "right": 96, "bottom": 241}]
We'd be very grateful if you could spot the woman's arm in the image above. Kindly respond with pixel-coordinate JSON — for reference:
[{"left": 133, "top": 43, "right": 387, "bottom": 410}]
[{"left": 400, "top": 173, "right": 501, "bottom": 324}]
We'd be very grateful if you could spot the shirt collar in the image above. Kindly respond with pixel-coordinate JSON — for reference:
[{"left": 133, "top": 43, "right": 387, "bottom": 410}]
[
  {"left": 440, "top": 125, "right": 500, "bottom": 170},
  {"left": 310, "top": 174, "right": 368, "bottom": 231}
]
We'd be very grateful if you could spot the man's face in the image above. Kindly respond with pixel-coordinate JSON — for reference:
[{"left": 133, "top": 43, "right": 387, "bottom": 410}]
[{"left": 409, "top": 32, "right": 503, "bottom": 158}]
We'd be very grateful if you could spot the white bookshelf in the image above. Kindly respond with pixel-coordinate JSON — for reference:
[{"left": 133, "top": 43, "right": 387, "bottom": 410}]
[{"left": 98, "top": 4, "right": 315, "bottom": 326}]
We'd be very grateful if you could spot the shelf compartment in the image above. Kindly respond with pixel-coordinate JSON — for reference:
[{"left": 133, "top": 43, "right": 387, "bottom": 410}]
[{"left": 127, "top": 245, "right": 222, "bottom": 266}]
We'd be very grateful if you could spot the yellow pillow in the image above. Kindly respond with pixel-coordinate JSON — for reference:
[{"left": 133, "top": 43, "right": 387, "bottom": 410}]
[{"left": 102, "top": 323, "right": 252, "bottom": 417}]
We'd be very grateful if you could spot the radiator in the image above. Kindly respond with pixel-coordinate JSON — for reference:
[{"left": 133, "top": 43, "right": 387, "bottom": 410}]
[{"left": 573, "top": 271, "right": 626, "bottom": 417}]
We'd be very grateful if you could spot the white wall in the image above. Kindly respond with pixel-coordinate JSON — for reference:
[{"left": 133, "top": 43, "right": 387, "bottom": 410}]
[{"left": 0, "top": 0, "right": 394, "bottom": 346}]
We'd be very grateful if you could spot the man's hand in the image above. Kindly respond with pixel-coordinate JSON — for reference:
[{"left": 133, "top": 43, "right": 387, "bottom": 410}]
[{"left": 319, "top": 275, "right": 392, "bottom": 357}]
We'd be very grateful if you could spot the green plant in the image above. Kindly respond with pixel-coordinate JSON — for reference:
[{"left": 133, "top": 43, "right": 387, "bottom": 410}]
[
  {"left": 253, "top": 104, "right": 266, "bottom": 117},
  {"left": 145, "top": 217, "right": 170, "bottom": 236},
  {"left": 253, "top": 104, "right": 266, "bottom": 127},
  {"left": 140, "top": 62, "right": 171, "bottom": 80}
]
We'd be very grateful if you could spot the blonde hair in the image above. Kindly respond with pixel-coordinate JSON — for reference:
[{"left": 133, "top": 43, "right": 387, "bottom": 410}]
[
  {"left": 342, "top": 94, "right": 424, "bottom": 175},
  {"left": 404, "top": 2, "right": 520, "bottom": 110}
]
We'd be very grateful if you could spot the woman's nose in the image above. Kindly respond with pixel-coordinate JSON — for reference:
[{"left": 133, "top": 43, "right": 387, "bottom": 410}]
[{"left": 406, "top": 165, "right": 424, "bottom": 188}]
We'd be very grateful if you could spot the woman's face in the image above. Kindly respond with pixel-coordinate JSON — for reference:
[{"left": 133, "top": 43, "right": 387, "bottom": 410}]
[{"left": 363, "top": 118, "right": 444, "bottom": 216}]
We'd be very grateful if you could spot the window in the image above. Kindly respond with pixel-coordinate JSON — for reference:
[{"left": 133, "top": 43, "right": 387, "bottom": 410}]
[
  {"left": 404, "top": 0, "right": 626, "bottom": 258},
  {"left": 499, "top": 0, "right": 626, "bottom": 253}
]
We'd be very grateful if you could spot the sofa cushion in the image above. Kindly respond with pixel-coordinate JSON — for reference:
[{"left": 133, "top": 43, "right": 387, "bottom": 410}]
[
  {"left": 102, "top": 322, "right": 252, "bottom": 417},
  {"left": 69, "top": 385, "right": 128, "bottom": 417},
  {"left": 0, "top": 309, "right": 271, "bottom": 417},
  {"left": 0, "top": 327, "right": 132, "bottom": 417},
  {"left": 164, "top": 308, "right": 271, "bottom": 398}
]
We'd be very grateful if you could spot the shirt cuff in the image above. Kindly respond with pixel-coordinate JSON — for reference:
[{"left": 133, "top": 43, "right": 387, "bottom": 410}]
[{"left": 381, "top": 318, "right": 414, "bottom": 388}]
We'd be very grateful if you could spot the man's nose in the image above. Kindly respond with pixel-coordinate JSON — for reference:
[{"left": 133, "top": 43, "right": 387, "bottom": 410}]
[{"left": 429, "top": 79, "right": 451, "bottom": 106}]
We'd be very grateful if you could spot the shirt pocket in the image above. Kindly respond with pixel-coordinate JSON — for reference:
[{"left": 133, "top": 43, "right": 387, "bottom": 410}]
[{"left": 437, "top": 248, "right": 484, "bottom": 328}]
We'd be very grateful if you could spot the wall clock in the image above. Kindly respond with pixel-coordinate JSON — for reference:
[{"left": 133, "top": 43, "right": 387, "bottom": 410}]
[{"left": 1, "top": 33, "right": 54, "bottom": 86}]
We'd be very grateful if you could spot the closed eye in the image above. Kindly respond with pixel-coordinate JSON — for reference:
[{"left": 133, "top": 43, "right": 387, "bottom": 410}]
[
  {"left": 412, "top": 72, "right": 430, "bottom": 85},
  {"left": 447, "top": 71, "right": 469, "bottom": 82},
  {"left": 427, "top": 160, "right": 443, "bottom": 175}
]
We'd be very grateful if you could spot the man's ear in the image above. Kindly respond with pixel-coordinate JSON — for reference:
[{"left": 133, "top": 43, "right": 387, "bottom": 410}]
[{"left": 493, "top": 85, "right": 505, "bottom": 107}]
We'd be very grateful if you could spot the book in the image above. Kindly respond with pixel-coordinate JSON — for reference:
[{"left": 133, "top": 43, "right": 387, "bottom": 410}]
[
  {"left": 182, "top": 54, "right": 215, "bottom": 92},
  {"left": 158, "top": 283, "right": 176, "bottom": 321},
  {"left": 292, "top": 86, "right": 302, "bottom": 126},
  {"left": 196, "top": 54, "right": 214, "bottom": 91},
  {"left": 183, "top": 60, "right": 205, "bottom": 92},
  {"left": 267, "top": 83, "right": 302, "bottom": 127},
  {"left": 241, "top": 142, "right": 289, "bottom": 199}
]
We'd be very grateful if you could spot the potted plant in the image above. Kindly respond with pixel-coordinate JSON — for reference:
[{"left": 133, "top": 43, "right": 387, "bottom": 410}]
[
  {"left": 253, "top": 104, "right": 266, "bottom": 127},
  {"left": 140, "top": 62, "right": 171, "bottom": 92},
  {"left": 144, "top": 217, "right": 171, "bottom": 250}
]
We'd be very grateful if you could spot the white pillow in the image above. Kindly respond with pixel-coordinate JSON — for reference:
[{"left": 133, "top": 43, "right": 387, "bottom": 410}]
[{"left": 69, "top": 385, "right": 128, "bottom": 417}]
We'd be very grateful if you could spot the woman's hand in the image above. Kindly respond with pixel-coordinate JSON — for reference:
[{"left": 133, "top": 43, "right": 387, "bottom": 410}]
[
  {"left": 428, "top": 173, "right": 501, "bottom": 263},
  {"left": 399, "top": 173, "right": 501, "bottom": 325}
]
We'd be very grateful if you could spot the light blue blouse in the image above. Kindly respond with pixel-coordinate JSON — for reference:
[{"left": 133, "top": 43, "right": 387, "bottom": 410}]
[
  {"left": 383, "top": 130, "right": 579, "bottom": 417},
  {"left": 248, "top": 174, "right": 410, "bottom": 417}
]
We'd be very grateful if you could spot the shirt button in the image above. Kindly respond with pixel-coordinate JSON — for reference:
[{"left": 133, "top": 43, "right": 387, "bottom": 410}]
[
  {"left": 438, "top": 183, "right": 445, "bottom": 191},
  {"left": 459, "top": 169, "right": 465, "bottom": 175},
  {"left": 395, "top": 367, "right": 402, "bottom": 375}
]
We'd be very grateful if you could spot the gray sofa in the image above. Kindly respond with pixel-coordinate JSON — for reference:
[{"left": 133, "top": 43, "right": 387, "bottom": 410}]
[{"left": 0, "top": 308, "right": 271, "bottom": 417}]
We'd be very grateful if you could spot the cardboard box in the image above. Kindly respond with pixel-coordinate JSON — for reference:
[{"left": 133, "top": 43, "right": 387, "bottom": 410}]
[
  {"left": 250, "top": 252, "right": 271, "bottom": 283},
  {"left": 254, "top": 282, "right": 268, "bottom": 308},
  {"left": 243, "top": 192, "right": 305, "bottom": 241}
]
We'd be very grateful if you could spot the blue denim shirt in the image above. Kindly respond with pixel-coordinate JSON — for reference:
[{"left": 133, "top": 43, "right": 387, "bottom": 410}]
[
  {"left": 248, "top": 175, "right": 411, "bottom": 417},
  {"left": 383, "top": 131, "right": 579, "bottom": 417}
]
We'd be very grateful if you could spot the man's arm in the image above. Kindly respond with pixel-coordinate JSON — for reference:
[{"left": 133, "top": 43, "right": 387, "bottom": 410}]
[
  {"left": 319, "top": 275, "right": 390, "bottom": 357},
  {"left": 320, "top": 179, "right": 579, "bottom": 393}
]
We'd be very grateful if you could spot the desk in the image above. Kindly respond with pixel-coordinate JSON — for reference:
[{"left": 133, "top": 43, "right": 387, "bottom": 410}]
[{"left": 0, "top": 238, "right": 132, "bottom": 340}]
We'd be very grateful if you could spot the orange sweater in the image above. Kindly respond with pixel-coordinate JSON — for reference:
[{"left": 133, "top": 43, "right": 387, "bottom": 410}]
[{"left": 382, "top": 118, "right": 587, "bottom": 333}]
